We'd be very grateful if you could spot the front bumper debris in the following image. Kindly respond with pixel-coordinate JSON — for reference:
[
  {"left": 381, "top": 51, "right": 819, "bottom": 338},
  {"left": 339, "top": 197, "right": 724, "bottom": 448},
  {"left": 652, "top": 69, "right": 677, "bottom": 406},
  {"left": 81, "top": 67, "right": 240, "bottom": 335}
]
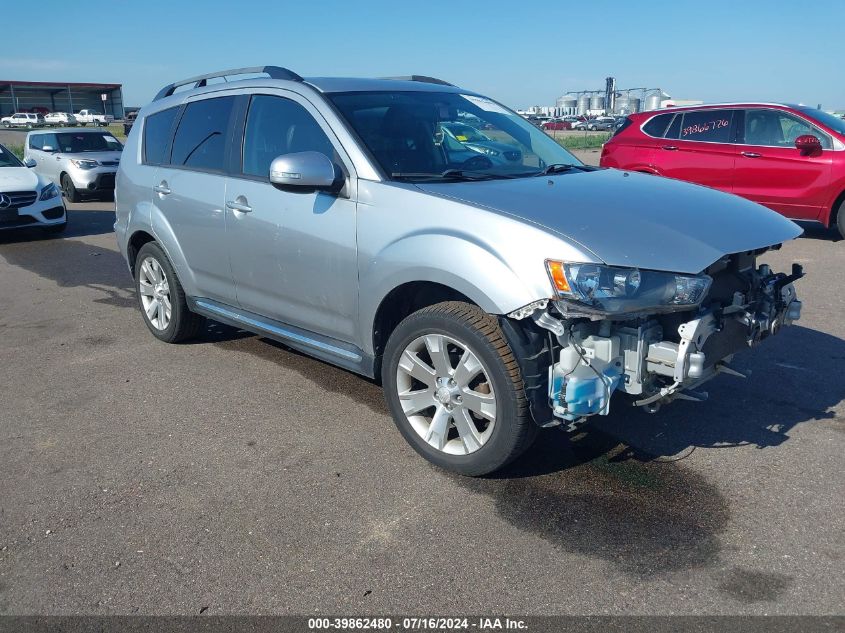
[{"left": 529, "top": 261, "right": 804, "bottom": 424}]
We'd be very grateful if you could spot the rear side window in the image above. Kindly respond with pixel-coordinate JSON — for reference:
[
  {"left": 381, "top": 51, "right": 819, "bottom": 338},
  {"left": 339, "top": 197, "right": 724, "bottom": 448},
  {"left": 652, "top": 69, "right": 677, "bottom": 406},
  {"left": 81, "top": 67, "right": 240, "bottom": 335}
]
[
  {"left": 170, "top": 97, "right": 236, "bottom": 172},
  {"left": 143, "top": 107, "right": 179, "bottom": 165},
  {"left": 642, "top": 113, "right": 673, "bottom": 137},
  {"left": 241, "top": 95, "right": 336, "bottom": 178},
  {"left": 679, "top": 110, "right": 734, "bottom": 143}
]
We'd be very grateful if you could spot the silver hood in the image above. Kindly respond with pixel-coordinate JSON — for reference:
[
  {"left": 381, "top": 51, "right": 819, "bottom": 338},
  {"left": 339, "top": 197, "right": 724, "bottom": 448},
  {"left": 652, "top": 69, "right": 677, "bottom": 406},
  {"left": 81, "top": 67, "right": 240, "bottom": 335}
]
[{"left": 416, "top": 169, "right": 802, "bottom": 274}]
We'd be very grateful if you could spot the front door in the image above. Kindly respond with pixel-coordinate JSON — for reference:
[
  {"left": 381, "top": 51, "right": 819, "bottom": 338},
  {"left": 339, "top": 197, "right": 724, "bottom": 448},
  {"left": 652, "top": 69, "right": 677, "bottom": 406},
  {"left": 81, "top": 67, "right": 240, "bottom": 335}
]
[
  {"left": 27, "top": 132, "right": 60, "bottom": 182},
  {"left": 225, "top": 92, "right": 359, "bottom": 344},
  {"left": 652, "top": 108, "right": 738, "bottom": 193},
  {"left": 732, "top": 108, "right": 833, "bottom": 221}
]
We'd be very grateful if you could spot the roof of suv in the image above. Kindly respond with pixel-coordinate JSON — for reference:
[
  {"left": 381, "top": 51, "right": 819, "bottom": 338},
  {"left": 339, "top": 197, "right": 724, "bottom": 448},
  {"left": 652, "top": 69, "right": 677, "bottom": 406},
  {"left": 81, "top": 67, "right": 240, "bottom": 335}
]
[
  {"left": 305, "top": 76, "right": 469, "bottom": 94},
  {"left": 633, "top": 102, "right": 804, "bottom": 117}
]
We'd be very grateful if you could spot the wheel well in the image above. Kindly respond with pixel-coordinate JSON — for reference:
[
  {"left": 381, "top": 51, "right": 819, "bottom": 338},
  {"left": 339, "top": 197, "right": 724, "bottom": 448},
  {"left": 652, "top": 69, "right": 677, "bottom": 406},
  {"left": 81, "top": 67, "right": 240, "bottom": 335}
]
[
  {"left": 127, "top": 230, "right": 156, "bottom": 275},
  {"left": 372, "top": 281, "right": 474, "bottom": 371}
]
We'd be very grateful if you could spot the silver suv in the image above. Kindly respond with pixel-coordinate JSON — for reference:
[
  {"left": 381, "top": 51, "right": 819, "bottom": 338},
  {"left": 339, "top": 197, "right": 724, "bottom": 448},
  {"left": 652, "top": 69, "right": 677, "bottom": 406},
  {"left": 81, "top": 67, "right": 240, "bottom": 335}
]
[
  {"left": 25, "top": 128, "right": 122, "bottom": 202},
  {"left": 115, "top": 67, "right": 804, "bottom": 476}
]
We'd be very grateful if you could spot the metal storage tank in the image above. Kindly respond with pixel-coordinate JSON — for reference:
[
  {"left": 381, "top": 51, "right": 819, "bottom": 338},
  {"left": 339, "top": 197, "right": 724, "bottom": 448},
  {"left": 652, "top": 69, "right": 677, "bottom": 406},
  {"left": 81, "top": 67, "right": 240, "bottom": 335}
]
[
  {"left": 556, "top": 95, "right": 578, "bottom": 115},
  {"left": 626, "top": 97, "right": 641, "bottom": 113},
  {"left": 645, "top": 90, "right": 668, "bottom": 111},
  {"left": 589, "top": 95, "right": 605, "bottom": 112},
  {"left": 577, "top": 94, "right": 591, "bottom": 116}
]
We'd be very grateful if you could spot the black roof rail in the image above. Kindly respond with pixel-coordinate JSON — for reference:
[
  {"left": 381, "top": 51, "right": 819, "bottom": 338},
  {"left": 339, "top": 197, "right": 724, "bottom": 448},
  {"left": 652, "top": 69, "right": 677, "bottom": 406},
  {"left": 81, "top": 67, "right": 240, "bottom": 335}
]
[
  {"left": 382, "top": 75, "right": 454, "bottom": 87},
  {"left": 153, "top": 66, "right": 303, "bottom": 101}
]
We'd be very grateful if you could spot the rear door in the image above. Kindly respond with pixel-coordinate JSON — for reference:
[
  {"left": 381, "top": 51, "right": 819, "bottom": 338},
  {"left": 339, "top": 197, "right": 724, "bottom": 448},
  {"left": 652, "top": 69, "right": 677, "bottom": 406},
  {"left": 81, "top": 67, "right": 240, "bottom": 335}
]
[
  {"left": 732, "top": 108, "right": 833, "bottom": 220},
  {"left": 651, "top": 108, "right": 738, "bottom": 193},
  {"left": 151, "top": 95, "right": 238, "bottom": 304}
]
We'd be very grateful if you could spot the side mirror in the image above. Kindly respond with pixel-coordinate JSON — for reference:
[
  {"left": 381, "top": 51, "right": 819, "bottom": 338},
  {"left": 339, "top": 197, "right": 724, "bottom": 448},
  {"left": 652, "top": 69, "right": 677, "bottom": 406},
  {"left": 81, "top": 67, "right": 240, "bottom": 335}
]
[
  {"left": 269, "top": 151, "right": 342, "bottom": 193},
  {"left": 41, "top": 145, "right": 55, "bottom": 153},
  {"left": 23, "top": 158, "right": 36, "bottom": 168},
  {"left": 795, "top": 134, "right": 822, "bottom": 155}
]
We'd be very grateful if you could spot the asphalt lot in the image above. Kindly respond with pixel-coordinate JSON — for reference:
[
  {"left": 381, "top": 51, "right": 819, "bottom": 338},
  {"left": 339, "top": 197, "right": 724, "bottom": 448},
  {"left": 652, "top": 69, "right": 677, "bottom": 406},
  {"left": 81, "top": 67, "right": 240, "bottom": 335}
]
[{"left": 0, "top": 177, "right": 843, "bottom": 615}]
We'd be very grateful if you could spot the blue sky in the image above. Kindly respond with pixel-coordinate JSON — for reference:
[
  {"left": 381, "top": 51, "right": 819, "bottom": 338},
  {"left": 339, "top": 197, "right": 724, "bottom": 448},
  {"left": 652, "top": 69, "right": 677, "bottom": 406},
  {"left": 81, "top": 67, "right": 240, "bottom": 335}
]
[{"left": 3, "top": 0, "right": 843, "bottom": 110}]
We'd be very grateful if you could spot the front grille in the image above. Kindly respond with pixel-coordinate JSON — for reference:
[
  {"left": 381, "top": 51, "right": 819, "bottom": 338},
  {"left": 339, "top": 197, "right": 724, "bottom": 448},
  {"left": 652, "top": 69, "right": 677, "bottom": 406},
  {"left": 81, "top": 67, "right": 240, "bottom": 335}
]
[
  {"left": 0, "top": 211, "right": 36, "bottom": 227},
  {"left": 99, "top": 160, "right": 119, "bottom": 167},
  {"left": 2, "top": 190, "right": 38, "bottom": 208}
]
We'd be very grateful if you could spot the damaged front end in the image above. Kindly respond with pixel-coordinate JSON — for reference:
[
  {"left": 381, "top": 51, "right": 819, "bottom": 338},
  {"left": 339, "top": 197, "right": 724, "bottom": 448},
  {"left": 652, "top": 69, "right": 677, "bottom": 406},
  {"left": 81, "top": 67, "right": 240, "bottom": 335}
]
[{"left": 505, "top": 249, "right": 804, "bottom": 427}]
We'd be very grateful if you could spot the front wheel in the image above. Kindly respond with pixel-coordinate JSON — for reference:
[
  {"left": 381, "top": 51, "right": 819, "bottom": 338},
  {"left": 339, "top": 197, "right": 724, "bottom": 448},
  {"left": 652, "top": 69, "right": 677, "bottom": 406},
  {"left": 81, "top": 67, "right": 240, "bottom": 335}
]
[
  {"left": 382, "top": 302, "right": 536, "bottom": 476},
  {"left": 61, "top": 174, "right": 81, "bottom": 203},
  {"left": 836, "top": 200, "right": 845, "bottom": 239}
]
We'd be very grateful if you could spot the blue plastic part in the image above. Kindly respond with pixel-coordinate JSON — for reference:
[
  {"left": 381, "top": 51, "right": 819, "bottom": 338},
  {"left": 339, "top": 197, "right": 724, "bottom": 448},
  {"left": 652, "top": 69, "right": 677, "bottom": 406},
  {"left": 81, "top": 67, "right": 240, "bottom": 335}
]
[{"left": 550, "top": 364, "right": 621, "bottom": 421}]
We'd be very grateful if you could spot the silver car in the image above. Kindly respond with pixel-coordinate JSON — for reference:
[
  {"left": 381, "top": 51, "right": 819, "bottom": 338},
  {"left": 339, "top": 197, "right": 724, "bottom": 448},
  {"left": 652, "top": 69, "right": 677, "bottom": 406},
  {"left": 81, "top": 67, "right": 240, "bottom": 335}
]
[
  {"left": 115, "top": 66, "right": 804, "bottom": 476},
  {"left": 25, "top": 128, "right": 122, "bottom": 202}
]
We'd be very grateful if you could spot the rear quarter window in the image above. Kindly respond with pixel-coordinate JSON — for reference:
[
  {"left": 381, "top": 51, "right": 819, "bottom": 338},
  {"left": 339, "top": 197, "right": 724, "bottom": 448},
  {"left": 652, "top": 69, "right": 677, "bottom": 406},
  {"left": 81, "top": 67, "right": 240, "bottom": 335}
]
[
  {"left": 143, "top": 107, "right": 179, "bottom": 166},
  {"left": 641, "top": 113, "right": 673, "bottom": 138}
]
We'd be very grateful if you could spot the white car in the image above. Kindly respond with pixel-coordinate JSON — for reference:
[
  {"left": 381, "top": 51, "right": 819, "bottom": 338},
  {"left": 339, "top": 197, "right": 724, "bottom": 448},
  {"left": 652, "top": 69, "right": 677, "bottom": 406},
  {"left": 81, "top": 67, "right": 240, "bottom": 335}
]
[
  {"left": 44, "top": 112, "right": 77, "bottom": 126},
  {"left": 1, "top": 113, "right": 45, "bottom": 128},
  {"left": 0, "top": 143, "right": 67, "bottom": 233}
]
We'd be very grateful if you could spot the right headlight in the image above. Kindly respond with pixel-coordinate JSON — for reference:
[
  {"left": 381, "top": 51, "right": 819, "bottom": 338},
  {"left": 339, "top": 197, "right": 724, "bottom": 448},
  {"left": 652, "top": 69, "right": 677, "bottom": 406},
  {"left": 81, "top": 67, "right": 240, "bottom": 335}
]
[
  {"left": 70, "top": 159, "right": 99, "bottom": 170},
  {"left": 546, "top": 260, "right": 711, "bottom": 314}
]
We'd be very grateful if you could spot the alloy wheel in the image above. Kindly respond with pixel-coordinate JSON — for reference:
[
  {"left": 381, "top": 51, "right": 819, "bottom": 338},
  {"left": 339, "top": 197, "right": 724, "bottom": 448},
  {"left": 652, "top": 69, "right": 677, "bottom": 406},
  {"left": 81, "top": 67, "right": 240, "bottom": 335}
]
[
  {"left": 138, "top": 256, "right": 172, "bottom": 330},
  {"left": 395, "top": 333, "right": 496, "bottom": 455}
]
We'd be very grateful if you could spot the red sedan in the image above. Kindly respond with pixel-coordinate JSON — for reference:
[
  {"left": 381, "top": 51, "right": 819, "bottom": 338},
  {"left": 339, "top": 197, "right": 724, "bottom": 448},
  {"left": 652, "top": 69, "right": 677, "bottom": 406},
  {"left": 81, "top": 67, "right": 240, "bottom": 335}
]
[{"left": 601, "top": 102, "right": 845, "bottom": 237}]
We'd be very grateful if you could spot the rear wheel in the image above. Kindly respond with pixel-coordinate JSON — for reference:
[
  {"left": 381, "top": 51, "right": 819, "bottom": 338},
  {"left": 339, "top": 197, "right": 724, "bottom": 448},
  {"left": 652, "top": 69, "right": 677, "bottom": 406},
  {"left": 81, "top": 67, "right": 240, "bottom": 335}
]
[
  {"left": 135, "top": 242, "right": 204, "bottom": 343},
  {"left": 61, "top": 174, "right": 81, "bottom": 203},
  {"left": 382, "top": 301, "right": 536, "bottom": 476}
]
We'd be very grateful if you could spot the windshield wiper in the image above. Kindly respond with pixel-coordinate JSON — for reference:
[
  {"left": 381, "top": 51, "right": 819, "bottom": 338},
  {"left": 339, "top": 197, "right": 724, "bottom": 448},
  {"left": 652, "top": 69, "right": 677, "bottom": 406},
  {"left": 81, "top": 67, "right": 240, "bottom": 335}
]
[
  {"left": 534, "top": 163, "right": 596, "bottom": 176},
  {"left": 392, "top": 169, "right": 520, "bottom": 182}
]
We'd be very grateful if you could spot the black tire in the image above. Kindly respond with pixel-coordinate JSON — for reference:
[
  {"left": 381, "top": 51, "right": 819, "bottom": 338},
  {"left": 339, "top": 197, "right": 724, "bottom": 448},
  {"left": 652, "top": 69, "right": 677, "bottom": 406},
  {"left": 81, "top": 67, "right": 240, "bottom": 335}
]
[
  {"left": 836, "top": 200, "right": 845, "bottom": 239},
  {"left": 382, "top": 301, "right": 536, "bottom": 476},
  {"left": 134, "top": 242, "right": 204, "bottom": 343},
  {"left": 61, "top": 174, "right": 81, "bottom": 203},
  {"left": 44, "top": 221, "right": 67, "bottom": 235}
]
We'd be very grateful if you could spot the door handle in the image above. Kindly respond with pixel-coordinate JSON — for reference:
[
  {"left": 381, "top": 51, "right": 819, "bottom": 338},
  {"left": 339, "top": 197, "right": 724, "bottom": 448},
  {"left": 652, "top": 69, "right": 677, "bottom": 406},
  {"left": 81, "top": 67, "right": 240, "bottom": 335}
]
[
  {"left": 661, "top": 145, "right": 678, "bottom": 151},
  {"left": 741, "top": 151, "right": 762, "bottom": 158},
  {"left": 153, "top": 182, "right": 171, "bottom": 195},
  {"left": 226, "top": 198, "right": 252, "bottom": 213}
]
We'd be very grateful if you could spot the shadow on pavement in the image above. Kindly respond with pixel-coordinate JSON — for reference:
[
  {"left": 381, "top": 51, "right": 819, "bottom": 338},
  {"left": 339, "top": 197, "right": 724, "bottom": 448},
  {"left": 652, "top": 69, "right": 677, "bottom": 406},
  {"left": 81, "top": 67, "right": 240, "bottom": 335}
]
[
  {"left": 0, "top": 208, "right": 116, "bottom": 243},
  {"left": 795, "top": 220, "right": 841, "bottom": 242}
]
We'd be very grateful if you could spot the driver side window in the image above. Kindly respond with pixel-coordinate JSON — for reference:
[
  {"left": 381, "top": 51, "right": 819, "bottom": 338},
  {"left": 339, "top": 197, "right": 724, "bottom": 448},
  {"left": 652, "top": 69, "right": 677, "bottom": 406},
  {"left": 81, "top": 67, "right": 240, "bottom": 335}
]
[
  {"left": 743, "top": 109, "right": 832, "bottom": 149},
  {"left": 241, "top": 95, "right": 336, "bottom": 179}
]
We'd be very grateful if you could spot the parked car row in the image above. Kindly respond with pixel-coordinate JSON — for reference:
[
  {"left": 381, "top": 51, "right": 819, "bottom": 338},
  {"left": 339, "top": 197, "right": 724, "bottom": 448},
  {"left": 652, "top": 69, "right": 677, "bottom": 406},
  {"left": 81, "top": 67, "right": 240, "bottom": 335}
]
[
  {"left": 601, "top": 102, "right": 845, "bottom": 237},
  {"left": 542, "top": 115, "right": 626, "bottom": 131},
  {"left": 1, "top": 109, "right": 115, "bottom": 128}
]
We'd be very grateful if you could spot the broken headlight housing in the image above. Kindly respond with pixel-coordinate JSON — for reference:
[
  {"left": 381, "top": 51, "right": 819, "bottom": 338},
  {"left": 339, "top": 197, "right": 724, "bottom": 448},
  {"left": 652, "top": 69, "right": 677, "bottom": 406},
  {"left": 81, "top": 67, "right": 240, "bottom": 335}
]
[{"left": 546, "top": 260, "right": 711, "bottom": 314}]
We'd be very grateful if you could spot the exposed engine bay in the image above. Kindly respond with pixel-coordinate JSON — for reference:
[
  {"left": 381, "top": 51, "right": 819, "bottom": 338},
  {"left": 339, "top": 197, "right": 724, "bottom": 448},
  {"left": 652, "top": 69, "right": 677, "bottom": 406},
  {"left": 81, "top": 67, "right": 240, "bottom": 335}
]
[{"left": 507, "top": 249, "right": 803, "bottom": 427}]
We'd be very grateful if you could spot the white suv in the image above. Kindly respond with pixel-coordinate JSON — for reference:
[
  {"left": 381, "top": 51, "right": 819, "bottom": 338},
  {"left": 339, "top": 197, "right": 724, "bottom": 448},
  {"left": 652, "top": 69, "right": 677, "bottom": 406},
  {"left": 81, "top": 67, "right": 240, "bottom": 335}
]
[{"left": 1, "top": 113, "right": 44, "bottom": 129}]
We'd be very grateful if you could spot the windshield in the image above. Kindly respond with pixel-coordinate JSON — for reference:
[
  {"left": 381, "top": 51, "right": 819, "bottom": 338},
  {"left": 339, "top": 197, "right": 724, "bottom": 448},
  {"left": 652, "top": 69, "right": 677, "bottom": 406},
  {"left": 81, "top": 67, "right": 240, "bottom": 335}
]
[
  {"left": 798, "top": 107, "right": 845, "bottom": 136},
  {"left": 0, "top": 144, "right": 23, "bottom": 167},
  {"left": 55, "top": 132, "right": 123, "bottom": 153},
  {"left": 328, "top": 90, "right": 581, "bottom": 180}
]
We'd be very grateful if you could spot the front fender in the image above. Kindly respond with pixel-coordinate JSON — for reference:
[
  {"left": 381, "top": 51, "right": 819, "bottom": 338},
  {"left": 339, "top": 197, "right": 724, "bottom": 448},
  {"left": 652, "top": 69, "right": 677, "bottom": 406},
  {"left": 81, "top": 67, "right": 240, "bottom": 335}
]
[{"left": 358, "top": 231, "right": 538, "bottom": 356}]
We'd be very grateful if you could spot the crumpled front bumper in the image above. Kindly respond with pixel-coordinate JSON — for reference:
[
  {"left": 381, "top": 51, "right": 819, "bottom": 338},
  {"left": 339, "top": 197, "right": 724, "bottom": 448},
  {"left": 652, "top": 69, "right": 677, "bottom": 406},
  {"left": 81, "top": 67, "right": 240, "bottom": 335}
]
[{"left": 536, "top": 262, "right": 804, "bottom": 423}]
